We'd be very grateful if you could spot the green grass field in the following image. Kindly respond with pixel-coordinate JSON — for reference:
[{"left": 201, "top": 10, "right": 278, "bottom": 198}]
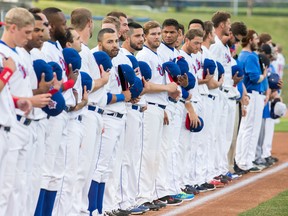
[
  {"left": 34, "top": 1, "right": 288, "bottom": 104},
  {"left": 239, "top": 190, "right": 288, "bottom": 216},
  {"left": 275, "top": 117, "right": 288, "bottom": 132}
]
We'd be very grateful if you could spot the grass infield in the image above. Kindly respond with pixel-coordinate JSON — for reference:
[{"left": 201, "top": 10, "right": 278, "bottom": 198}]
[{"left": 239, "top": 190, "right": 288, "bottom": 216}]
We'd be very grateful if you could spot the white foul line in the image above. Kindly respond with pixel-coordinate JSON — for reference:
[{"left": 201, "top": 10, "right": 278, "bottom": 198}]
[{"left": 165, "top": 162, "right": 288, "bottom": 216}]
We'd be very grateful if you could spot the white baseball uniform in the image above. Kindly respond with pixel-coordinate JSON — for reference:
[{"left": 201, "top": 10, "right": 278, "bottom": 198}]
[
  {"left": 135, "top": 45, "right": 167, "bottom": 205},
  {"left": 210, "top": 35, "right": 236, "bottom": 175}
]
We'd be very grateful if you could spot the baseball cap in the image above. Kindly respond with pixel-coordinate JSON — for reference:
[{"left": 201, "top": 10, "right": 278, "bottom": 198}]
[
  {"left": 80, "top": 71, "right": 93, "bottom": 93},
  {"left": 162, "top": 61, "right": 181, "bottom": 82},
  {"left": 258, "top": 53, "right": 270, "bottom": 68},
  {"left": 63, "top": 47, "right": 82, "bottom": 71},
  {"left": 130, "top": 76, "right": 143, "bottom": 99},
  {"left": 93, "top": 51, "right": 113, "bottom": 72},
  {"left": 203, "top": 58, "right": 216, "bottom": 78},
  {"left": 48, "top": 61, "right": 62, "bottom": 81},
  {"left": 126, "top": 55, "right": 139, "bottom": 70},
  {"left": 268, "top": 72, "right": 280, "bottom": 90},
  {"left": 270, "top": 98, "right": 287, "bottom": 119},
  {"left": 42, "top": 91, "right": 66, "bottom": 116},
  {"left": 118, "top": 64, "right": 136, "bottom": 85},
  {"left": 184, "top": 72, "right": 196, "bottom": 91},
  {"left": 232, "top": 60, "right": 244, "bottom": 77},
  {"left": 138, "top": 61, "right": 152, "bottom": 81},
  {"left": 33, "top": 59, "right": 53, "bottom": 82},
  {"left": 173, "top": 56, "right": 189, "bottom": 75},
  {"left": 216, "top": 61, "right": 224, "bottom": 81},
  {"left": 185, "top": 114, "right": 204, "bottom": 132}
]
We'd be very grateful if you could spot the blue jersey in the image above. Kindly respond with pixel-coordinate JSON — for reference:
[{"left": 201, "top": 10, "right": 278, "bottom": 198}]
[{"left": 238, "top": 51, "right": 262, "bottom": 93}]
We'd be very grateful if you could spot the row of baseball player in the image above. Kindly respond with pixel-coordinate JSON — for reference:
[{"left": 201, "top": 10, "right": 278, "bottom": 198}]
[{"left": 0, "top": 6, "right": 286, "bottom": 216}]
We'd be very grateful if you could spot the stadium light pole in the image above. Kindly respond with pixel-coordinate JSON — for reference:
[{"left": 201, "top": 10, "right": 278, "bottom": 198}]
[{"left": 233, "top": 0, "right": 239, "bottom": 16}]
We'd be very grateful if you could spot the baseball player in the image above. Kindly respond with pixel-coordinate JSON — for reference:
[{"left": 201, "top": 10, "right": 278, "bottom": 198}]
[
  {"left": 0, "top": 8, "right": 51, "bottom": 216},
  {"left": 235, "top": 29, "right": 267, "bottom": 173},
  {"left": 35, "top": 7, "right": 78, "bottom": 216},
  {"left": 69, "top": 8, "right": 110, "bottom": 216},
  {"left": 119, "top": 21, "right": 149, "bottom": 213},
  {"left": 135, "top": 20, "right": 178, "bottom": 209},
  {"left": 88, "top": 28, "right": 131, "bottom": 216}
]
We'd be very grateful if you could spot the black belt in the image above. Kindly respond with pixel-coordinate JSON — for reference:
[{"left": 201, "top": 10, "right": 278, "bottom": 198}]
[
  {"left": 105, "top": 112, "right": 124, "bottom": 118},
  {"left": 147, "top": 102, "right": 166, "bottom": 110},
  {"left": 75, "top": 115, "right": 82, "bottom": 122},
  {"left": 168, "top": 97, "right": 177, "bottom": 103},
  {"left": 64, "top": 106, "right": 74, "bottom": 112},
  {"left": 0, "top": 125, "right": 11, "bottom": 132},
  {"left": 229, "top": 97, "right": 238, "bottom": 100},
  {"left": 16, "top": 115, "right": 32, "bottom": 126},
  {"left": 88, "top": 105, "right": 104, "bottom": 115},
  {"left": 208, "top": 94, "right": 216, "bottom": 100},
  {"left": 179, "top": 99, "right": 185, "bottom": 104},
  {"left": 247, "top": 90, "right": 265, "bottom": 95},
  {"left": 132, "top": 105, "right": 144, "bottom": 112},
  {"left": 222, "top": 89, "right": 229, "bottom": 93}
]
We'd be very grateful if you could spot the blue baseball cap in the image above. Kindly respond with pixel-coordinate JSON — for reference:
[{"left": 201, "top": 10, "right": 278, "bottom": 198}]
[
  {"left": 93, "top": 51, "right": 113, "bottom": 72},
  {"left": 126, "top": 55, "right": 139, "bottom": 70},
  {"left": 268, "top": 73, "right": 280, "bottom": 90},
  {"left": 48, "top": 61, "right": 62, "bottom": 81},
  {"left": 216, "top": 61, "right": 224, "bottom": 81},
  {"left": 203, "top": 58, "right": 216, "bottom": 77},
  {"left": 173, "top": 56, "right": 189, "bottom": 75},
  {"left": 130, "top": 76, "right": 143, "bottom": 99},
  {"left": 185, "top": 114, "right": 204, "bottom": 132},
  {"left": 270, "top": 98, "right": 287, "bottom": 119},
  {"left": 33, "top": 59, "right": 53, "bottom": 82},
  {"left": 42, "top": 91, "right": 66, "bottom": 116},
  {"left": 80, "top": 71, "right": 93, "bottom": 93},
  {"left": 184, "top": 72, "right": 196, "bottom": 91},
  {"left": 232, "top": 60, "right": 244, "bottom": 77},
  {"left": 118, "top": 64, "right": 136, "bottom": 85},
  {"left": 162, "top": 61, "right": 181, "bottom": 82},
  {"left": 63, "top": 47, "right": 82, "bottom": 71},
  {"left": 138, "top": 61, "right": 152, "bottom": 81}
]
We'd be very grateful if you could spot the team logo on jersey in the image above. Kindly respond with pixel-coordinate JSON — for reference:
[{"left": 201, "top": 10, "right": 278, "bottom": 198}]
[
  {"left": 115, "top": 73, "right": 121, "bottom": 86},
  {"left": 59, "top": 57, "right": 66, "bottom": 70},
  {"left": 47, "top": 100, "right": 57, "bottom": 109},
  {"left": 18, "top": 63, "right": 27, "bottom": 78},
  {"left": 225, "top": 53, "right": 231, "bottom": 63},
  {"left": 157, "top": 64, "right": 164, "bottom": 76},
  {"left": 196, "top": 59, "right": 201, "bottom": 70},
  {"left": 193, "top": 65, "right": 197, "bottom": 74}
]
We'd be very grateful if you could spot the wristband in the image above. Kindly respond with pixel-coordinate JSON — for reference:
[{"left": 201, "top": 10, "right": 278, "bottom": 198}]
[
  {"left": 107, "top": 93, "right": 112, "bottom": 104},
  {"left": 116, "top": 94, "right": 125, "bottom": 102},
  {"left": 0, "top": 67, "right": 13, "bottom": 85},
  {"left": 12, "top": 96, "right": 19, "bottom": 108},
  {"left": 62, "top": 79, "right": 75, "bottom": 91}
]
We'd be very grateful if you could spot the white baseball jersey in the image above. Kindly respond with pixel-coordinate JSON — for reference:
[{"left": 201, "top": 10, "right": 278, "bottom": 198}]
[
  {"left": 41, "top": 41, "right": 75, "bottom": 106},
  {"left": 201, "top": 46, "right": 219, "bottom": 96},
  {"left": 210, "top": 35, "right": 233, "bottom": 88},
  {"left": 158, "top": 42, "right": 178, "bottom": 62},
  {"left": 17, "top": 47, "right": 47, "bottom": 120},
  {"left": 80, "top": 44, "right": 107, "bottom": 108},
  {"left": 136, "top": 46, "right": 168, "bottom": 106},
  {"left": 179, "top": 49, "right": 201, "bottom": 102},
  {"left": 0, "top": 43, "right": 33, "bottom": 118}
]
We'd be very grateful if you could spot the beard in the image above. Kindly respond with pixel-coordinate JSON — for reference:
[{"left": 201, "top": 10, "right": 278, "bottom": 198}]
[
  {"left": 251, "top": 42, "right": 257, "bottom": 51},
  {"left": 130, "top": 41, "right": 143, "bottom": 51},
  {"left": 54, "top": 28, "right": 66, "bottom": 42},
  {"left": 102, "top": 46, "right": 119, "bottom": 58}
]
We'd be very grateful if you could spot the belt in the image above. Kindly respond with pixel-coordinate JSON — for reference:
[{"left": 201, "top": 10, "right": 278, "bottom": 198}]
[
  {"left": 248, "top": 90, "right": 265, "bottom": 95},
  {"left": 75, "top": 115, "right": 82, "bottom": 122},
  {"left": 132, "top": 105, "right": 144, "bottom": 112},
  {"left": 147, "top": 102, "right": 166, "bottom": 110},
  {"left": 179, "top": 99, "right": 185, "bottom": 104},
  {"left": 229, "top": 97, "right": 238, "bottom": 100},
  {"left": 168, "top": 97, "right": 177, "bottom": 103},
  {"left": 0, "top": 125, "right": 11, "bottom": 132},
  {"left": 16, "top": 115, "right": 32, "bottom": 126},
  {"left": 64, "top": 106, "right": 74, "bottom": 112},
  {"left": 105, "top": 112, "right": 124, "bottom": 118},
  {"left": 208, "top": 94, "right": 216, "bottom": 100},
  {"left": 88, "top": 105, "right": 104, "bottom": 115}
]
